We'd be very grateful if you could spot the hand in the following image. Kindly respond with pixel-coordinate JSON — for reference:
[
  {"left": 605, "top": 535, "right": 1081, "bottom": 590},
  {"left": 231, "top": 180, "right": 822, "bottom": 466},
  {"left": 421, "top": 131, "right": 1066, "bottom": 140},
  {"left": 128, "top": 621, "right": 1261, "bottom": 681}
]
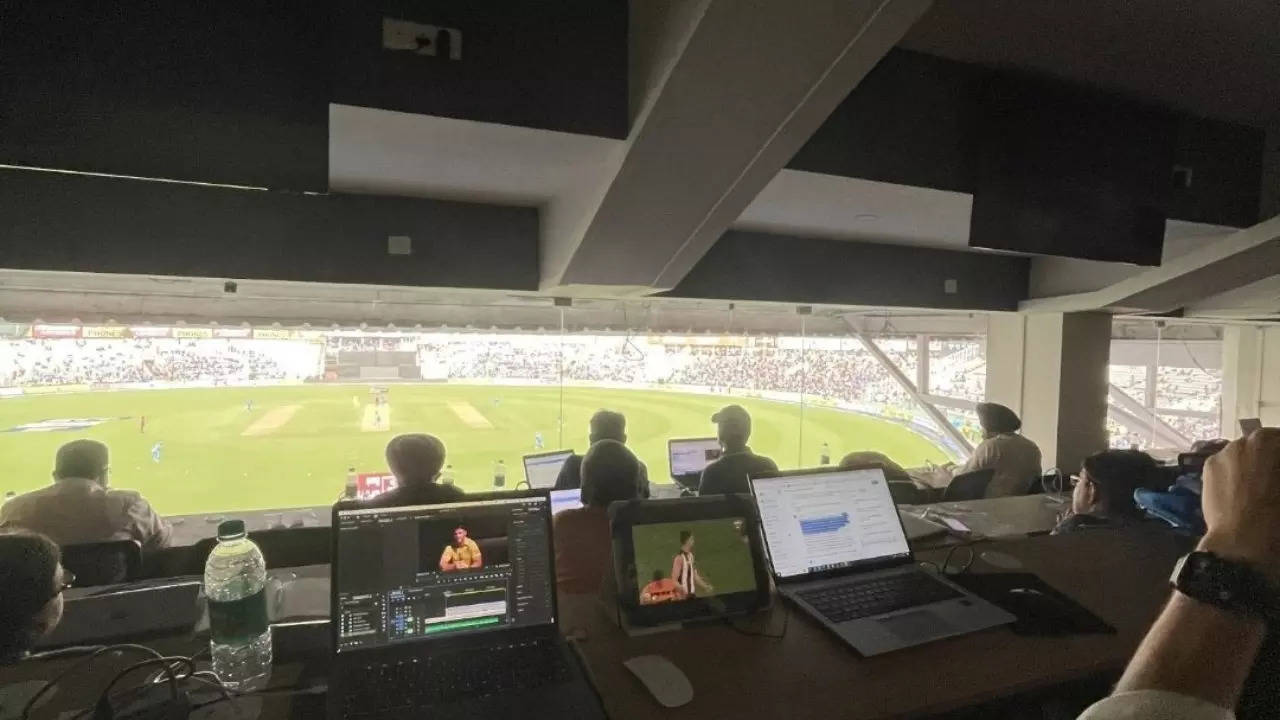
[{"left": 1199, "top": 429, "right": 1280, "bottom": 578}]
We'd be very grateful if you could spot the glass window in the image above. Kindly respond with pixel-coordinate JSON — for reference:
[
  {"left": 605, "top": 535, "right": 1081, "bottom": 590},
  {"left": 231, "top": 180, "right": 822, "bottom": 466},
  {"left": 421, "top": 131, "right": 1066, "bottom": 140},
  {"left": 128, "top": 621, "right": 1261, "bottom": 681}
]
[
  {"left": 1108, "top": 327, "right": 1223, "bottom": 452},
  {"left": 927, "top": 337, "right": 986, "bottom": 403}
]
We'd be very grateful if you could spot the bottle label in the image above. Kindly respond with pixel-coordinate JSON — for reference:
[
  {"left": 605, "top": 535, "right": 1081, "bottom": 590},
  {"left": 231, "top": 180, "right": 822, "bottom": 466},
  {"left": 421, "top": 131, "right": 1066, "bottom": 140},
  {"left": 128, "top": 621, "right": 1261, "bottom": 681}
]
[{"left": 208, "top": 587, "right": 269, "bottom": 644}]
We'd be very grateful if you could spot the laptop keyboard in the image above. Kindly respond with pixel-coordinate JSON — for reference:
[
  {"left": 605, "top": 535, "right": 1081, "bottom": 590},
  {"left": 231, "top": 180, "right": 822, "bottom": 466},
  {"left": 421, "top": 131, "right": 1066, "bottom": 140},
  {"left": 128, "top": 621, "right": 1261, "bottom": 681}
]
[
  {"left": 798, "top": 572, "right": 963, "bottom": 624},
  {"left": 340, "top": 638, "right": 572, "bottom": 718}
]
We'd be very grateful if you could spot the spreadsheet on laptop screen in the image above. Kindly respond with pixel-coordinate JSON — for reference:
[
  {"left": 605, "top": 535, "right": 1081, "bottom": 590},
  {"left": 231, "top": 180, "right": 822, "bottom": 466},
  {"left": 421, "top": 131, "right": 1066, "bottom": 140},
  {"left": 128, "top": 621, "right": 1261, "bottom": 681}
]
[{"left": 751, "top": 468, "right": 910, "bottom": 579}]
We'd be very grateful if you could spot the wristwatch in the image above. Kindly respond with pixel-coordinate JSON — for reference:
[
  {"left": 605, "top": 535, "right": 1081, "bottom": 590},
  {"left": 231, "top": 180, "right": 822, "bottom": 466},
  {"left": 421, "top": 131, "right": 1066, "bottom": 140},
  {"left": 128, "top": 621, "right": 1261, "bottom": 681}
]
[{"left": 1170, "top": 551, "right": 1279, "bottom": 621}]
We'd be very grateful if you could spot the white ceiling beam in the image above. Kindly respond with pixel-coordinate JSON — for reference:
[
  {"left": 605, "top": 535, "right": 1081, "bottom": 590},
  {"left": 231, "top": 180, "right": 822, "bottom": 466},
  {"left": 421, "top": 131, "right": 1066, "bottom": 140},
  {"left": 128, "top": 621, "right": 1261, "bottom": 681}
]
[
  {"left": 1019, "top": 214, "right": 1280, "bottom": 315},
  {"left": 540, "top": 0, "right": 932, "bottom": 295}
]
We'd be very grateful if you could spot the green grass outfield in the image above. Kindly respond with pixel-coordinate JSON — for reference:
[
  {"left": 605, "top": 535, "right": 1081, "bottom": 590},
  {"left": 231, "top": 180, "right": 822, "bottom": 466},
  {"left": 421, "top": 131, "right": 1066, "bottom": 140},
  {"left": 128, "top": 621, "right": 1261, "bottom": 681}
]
[{"left": 0, "top": 384, "right": 948, "bottom": 515}]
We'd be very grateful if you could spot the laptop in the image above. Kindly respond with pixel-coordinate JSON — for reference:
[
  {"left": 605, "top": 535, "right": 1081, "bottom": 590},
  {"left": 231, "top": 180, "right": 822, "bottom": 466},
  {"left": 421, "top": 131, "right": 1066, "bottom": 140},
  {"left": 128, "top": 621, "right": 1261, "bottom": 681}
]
[
  {"left": 749, "top": 467, "right": 1015, "bottom": 656},
  {"left": 549, "top": 488, "right": 583, "bottom": 516},
  {"left": 37, "top": 580, "right": 202, "bottom": 649},
  {"left": 522, "top": 449, "right": 574, "bottom": 489},
  {"left": 1240, "top": 418, "right": 1263, "bottom": 436},
  {"left": 328, "top": 493, "right": 605, "bottom": 719},
  {"left": 667, "top": 437, "right": 722, "bottom": 491}
]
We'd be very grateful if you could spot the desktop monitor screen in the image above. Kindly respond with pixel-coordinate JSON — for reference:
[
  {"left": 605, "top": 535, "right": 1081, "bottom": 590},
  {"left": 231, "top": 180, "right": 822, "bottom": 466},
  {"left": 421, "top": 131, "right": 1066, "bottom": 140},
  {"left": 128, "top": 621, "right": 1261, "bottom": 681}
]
[
  {"left": 333, "top": 496, "right": 555, "bottom": 653},
  {"left": 549, "top": 488, "right": 583, "bottom": 516},
  {"left": 668, "top": 438, "right": 722, "bottom": 477},
  {"left": 750, "top": 468, "right": 910, "bottom": 580},
  {"left": 523, "top": 450, "right": 573, "bottom": 489}
]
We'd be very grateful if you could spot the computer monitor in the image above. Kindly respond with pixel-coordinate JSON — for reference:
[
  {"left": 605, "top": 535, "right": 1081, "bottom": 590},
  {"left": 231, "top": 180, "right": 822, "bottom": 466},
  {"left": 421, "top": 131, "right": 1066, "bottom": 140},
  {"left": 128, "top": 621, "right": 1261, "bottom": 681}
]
[
  {"left": 749, "top": 467, "right": 910, "bottom": 580},
  {"left": 549, "top": 488, "right": 583, "bottom": 516},
  {"left": 668, "top": 437, "right": 722, "bottom": 479},
  {"left": 332, "top": 495, "right": 556, "bottom": 653},
  {"left": 522, "top": 449, "right": 573, "bottom": 489},
  {"left": 1240, "top": 418, "right": 1263, "bottom": 436}
]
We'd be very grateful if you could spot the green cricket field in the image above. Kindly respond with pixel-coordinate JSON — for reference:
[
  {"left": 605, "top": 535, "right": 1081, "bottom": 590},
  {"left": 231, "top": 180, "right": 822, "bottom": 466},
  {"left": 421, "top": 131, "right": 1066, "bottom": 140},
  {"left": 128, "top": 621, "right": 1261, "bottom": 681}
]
[{"left": 0, "top": 384, "right": 948, "bottom": 515}]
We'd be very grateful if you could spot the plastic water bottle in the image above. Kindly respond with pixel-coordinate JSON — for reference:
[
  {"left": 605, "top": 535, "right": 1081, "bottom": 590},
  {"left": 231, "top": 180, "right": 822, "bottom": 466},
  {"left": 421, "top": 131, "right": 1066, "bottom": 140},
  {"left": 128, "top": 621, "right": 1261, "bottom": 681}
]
[
  {"left": 344, "top": 467, "right": 358, "bottom": 499},
  {"left": 204, "top": 520, "right": 272, "bottom": 690},
  {"left": 441, "top": 465, "right": 456, "bottom": 485},
  {"left": 493, "top": 460, "right": 507, "bottom": 488}
]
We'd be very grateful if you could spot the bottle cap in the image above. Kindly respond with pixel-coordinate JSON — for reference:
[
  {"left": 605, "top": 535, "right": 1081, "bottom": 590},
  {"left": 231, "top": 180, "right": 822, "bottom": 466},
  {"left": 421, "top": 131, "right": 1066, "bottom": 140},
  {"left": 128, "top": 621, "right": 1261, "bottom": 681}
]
[{"left": 217, "top": 519, "right": 247, "bottom": 540}]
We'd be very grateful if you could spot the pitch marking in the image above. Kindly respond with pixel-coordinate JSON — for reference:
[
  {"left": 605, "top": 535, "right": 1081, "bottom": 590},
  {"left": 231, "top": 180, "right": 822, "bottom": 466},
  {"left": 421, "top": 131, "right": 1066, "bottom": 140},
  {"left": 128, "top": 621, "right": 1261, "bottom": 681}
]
[
  {"left": 361, "top": 404, "right": 392, "bottom": 432},
  {"left": 448, "top": 401, "right": 493, "bottom": 429},
  {"left": 241, "top": 405, "right": 301, "bottom": 436}
]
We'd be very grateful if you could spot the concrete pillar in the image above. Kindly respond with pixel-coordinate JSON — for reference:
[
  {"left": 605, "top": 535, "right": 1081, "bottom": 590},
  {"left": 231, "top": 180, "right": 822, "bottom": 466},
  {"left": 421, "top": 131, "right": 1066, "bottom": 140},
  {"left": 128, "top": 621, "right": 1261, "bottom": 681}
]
[
  {"left": 1221, "top": 325, "right": 1262, "bottom": 436},
  {"left": 987, "top": 312, "right": 1111, "bottom": 473}
]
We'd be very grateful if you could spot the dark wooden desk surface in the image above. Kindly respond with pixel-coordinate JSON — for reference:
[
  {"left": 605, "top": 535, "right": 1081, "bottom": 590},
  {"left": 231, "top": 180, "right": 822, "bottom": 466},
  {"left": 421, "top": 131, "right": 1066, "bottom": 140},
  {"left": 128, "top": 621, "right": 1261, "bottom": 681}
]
[
  {"left": 567, "top": 528, "right": 1190, "bottom": 719},
  {"left": 9, "top": 528, "right": 1191, "bottom": 719}
]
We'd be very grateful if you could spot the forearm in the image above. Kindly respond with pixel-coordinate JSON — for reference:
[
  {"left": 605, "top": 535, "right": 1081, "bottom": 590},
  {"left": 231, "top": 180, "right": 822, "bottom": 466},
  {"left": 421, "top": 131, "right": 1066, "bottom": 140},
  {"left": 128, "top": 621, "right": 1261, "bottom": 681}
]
[{"left": 1115, "top": 592, "right": 1265, "bottom": 709}]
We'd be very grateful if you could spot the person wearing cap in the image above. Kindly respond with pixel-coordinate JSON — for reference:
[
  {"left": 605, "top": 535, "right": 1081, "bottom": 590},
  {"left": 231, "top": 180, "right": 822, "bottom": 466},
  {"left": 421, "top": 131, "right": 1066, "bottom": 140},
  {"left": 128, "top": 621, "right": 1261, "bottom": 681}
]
[
  {"left": 953, "top": 403, "right": 1042, "bottom": 498},
  {"left": 697, "top": 405, "right": 778, "bottom": 496},
  {"left": 553, "top": 410, "right": 650, "bottom": 496},
  {"left": 365, "top": 433, "right": 465, "bottom": 508},
  {"left": 0, "top": 439, "right": 172, "bottom": 551}
]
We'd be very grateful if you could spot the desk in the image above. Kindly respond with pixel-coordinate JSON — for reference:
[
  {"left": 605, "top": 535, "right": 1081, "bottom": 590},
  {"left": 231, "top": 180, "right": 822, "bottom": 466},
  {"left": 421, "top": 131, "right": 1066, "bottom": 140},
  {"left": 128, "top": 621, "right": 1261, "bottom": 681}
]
[
  {"left": 165, "top": 505, "right": 329, "bottom": 548},
  {"left": 12, "top": 528, "right": 1190, "bottom": 719},
  {"left": 900, "top": 494, "right": 1068, "bottom": 543}
]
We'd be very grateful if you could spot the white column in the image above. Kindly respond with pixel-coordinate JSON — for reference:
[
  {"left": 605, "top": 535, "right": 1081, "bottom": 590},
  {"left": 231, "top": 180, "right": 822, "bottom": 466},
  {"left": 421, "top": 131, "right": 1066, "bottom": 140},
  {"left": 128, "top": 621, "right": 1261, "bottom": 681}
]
[
  {"left": 1220, "top": 325, "right": 1262, "bottom": 436},
  {"left": 987, "top": 312, "right": 1111, "bottom": 473}
]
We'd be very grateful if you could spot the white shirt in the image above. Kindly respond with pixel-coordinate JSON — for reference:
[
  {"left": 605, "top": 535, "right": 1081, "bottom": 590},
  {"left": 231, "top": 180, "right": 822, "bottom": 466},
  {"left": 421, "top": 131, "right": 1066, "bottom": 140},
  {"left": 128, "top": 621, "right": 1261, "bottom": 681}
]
[
  {"left": 0, "top": 478, "right": 172, "bottom": 551},
  {"left": 1079, "top": 691, "right": 1233, "bottom": 720}
]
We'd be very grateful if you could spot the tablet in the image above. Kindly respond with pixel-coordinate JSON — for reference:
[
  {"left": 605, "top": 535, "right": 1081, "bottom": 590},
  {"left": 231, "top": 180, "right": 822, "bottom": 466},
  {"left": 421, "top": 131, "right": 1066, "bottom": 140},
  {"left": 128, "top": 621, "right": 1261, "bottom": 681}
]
[{"left": 609, "top": 495, "right": 771, "bottom": 627}]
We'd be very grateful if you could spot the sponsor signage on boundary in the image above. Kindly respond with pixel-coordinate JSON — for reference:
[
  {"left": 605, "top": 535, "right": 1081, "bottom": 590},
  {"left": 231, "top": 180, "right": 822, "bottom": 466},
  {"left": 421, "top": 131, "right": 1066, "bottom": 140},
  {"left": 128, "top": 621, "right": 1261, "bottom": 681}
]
[
  {"left": 173, "top": 328, "right": 214, "bottom": 339},
  {"left": 130, "top": 326, "right": 172, "bottom": 338},
  {"left": 82, "top": 326, "right": 127, "bottom": 338},
  {"left": 354, "top": 472, "right": 398, "bottom": 500},
  {"left": 0, "top": 323, "right": 29, "bottom": 338},
  {"left": 213, "top": 327, "right": 253, "bottom": 339},
  {"left": 3, "top": 417, "right": 116, "bottom": 433},
  {"left": 253, "top": 328, "right": 293, "bottom": 339},
  {"left": 32, "top": 324, "right": 81, "bottom": 338}
]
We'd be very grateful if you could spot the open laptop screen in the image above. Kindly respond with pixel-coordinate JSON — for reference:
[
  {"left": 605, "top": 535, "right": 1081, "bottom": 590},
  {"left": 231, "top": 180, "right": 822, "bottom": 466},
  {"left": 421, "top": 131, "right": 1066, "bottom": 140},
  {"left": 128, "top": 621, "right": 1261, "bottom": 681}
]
[
  {"left": 523, "top": 450, "right": 573, "bottom": 489},
  {"left": 668, "top": 437, "right": 722, "bottom": 477},
  {"left": 751, "top": 468, "right": 910, "bottom": 580},
  {"left": 334, "top": 496, "right": 555, "bottom": 653}
]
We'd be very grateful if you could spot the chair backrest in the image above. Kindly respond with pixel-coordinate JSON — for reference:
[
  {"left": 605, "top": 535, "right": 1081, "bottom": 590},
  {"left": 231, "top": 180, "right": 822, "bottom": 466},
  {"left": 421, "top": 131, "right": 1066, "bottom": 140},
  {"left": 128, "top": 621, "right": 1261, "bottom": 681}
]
[
  {"left": 191, "top": 526, "right": 332, "bottom": 572},
  {"left": 886, "top": 481, "right": 925, "bottom": 505},
  {"left": 944, "top": 469, "right": 995, "bottom": 501},
  {"left": 60, "top": 539, "right": 142, "bottom": 586}
]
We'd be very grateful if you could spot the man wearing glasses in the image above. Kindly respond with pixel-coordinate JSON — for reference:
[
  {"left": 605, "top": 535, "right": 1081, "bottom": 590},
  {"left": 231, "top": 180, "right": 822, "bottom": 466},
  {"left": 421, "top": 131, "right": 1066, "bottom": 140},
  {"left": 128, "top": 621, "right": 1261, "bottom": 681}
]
[
  {"left": 0, "top": 440, "right": 172, "bottom": 551},
  {"left": 1053, "top": 449, "right": 1160, "bottom": 535},
  {"left": 0, "top": 530, "right": 73, "bottom": 663}
]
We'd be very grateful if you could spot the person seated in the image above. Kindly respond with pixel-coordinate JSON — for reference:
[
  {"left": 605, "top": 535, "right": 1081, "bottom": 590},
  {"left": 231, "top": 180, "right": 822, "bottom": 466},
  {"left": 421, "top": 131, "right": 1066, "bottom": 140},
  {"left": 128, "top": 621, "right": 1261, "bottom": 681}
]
[
  {"left": 1077, "top": 430, "right": 1280, "bottom": 719},
  {"left": 365, "top": 433, "right": 465, "bottom": 507},
  {"left": 0, "top": 530, "right": 72, "bottom": 664},
  {"left": 839, "top": 451, "right": 913, "bottom": 484},
  {"left": 553, "top": 440, "right": 643, "bottom": 594},
  {"left": 439, "top": 526, "right": 482, "bottom": 572},
  {"left": 697, "top": 405, "right": 778, "bottom": 496},
  {"left": 953, "top": 403, "right": 1042, "bottom": 498},
  {"left": 0, "top": 440, "right": 172, "bottom": 551},
  {"left": 553, "top": 410, "right": 650, "bottom": 496},
  {"left": 1053, "top": 449, "right": 1159, "bottom": 534},
  {"left": 840, "top": 451, "right": 925, "bottom": 504}
]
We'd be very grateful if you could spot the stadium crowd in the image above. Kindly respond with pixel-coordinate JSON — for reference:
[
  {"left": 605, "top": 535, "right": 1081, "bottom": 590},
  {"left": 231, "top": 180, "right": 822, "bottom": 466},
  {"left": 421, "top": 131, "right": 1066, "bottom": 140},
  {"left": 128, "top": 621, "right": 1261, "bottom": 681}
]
[{"left": 0, "top": 338, "right": 321, "bottom": 386}]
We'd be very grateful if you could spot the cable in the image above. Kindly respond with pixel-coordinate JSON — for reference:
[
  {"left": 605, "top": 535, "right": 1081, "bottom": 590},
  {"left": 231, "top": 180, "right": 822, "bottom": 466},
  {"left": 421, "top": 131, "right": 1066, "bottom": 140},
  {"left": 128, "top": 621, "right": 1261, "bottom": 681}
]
[
  {"left": 21, "top": 644, "right": 164, "bottom": 719},
  {"left": 94, "top": 656, "right": 187, "bottom": 710},
  {"left": 188, "top": 684, "right": 325, "bottom": 712},
  {"left": 918, "top": 541, "right": 981, "bottom": 576}
]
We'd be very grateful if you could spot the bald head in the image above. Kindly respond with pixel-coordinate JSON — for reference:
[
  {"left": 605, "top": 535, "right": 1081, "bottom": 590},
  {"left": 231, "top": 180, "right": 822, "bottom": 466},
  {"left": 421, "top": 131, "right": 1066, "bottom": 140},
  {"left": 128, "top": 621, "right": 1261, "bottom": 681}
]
[{"left": 385, "top": 434, "right": 447, "bottom": 486}]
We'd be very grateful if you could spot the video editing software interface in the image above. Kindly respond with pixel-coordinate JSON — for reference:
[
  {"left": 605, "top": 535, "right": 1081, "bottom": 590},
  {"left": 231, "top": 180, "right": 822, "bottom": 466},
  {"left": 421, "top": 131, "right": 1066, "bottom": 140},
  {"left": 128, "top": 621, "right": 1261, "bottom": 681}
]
[
  {"left": 335, "top": 497, "right": 555, "bottom": 653},
  {"left": 669, "top": 438, "right": 722, "bottom": 476},
  {"left": 523, "top": 450, "right": 572, "bottom": 489},
  {"left": 752, "top": 469, "right": 910, "bottom": 579}
]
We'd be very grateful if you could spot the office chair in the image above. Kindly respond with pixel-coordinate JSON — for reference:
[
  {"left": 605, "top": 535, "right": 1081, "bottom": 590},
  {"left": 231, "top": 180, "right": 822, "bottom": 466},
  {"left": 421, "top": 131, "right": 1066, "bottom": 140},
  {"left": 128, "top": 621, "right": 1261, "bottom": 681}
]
[
  {"left": 943, "top": 469, "right": 994, "bottom": 501},
  {"left": 886, "top": 481, "right": 926, "bottom": 505},
  {"left": 60, "top": 539, "right": 142, "bottom": 586}
]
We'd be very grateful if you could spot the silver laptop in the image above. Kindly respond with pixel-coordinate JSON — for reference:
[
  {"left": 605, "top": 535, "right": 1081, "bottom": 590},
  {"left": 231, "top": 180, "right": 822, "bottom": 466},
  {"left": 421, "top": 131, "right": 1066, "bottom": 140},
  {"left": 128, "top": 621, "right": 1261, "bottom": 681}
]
[
  {"left": 521, "top": 449, "right": 574, "bottom": 489},
  {"left": 328, "top": 492, "right": 604, "bottom": 718},
  {"left": 750, "top": 466, "right": 1014, "bottom": 656}
]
